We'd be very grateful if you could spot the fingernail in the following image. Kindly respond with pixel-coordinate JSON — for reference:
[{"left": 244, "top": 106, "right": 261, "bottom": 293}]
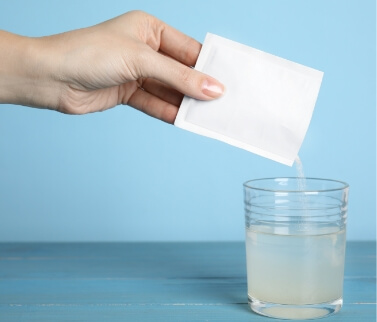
[{"left": 201, "top": 78, "right": 225, "bottom": 98}]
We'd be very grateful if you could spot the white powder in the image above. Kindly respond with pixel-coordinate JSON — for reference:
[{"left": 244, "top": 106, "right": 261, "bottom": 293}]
[
  {"left": 294, "top": 155, "right": 306, "bottom": 191},
  {"left": 295, "top": 155, "right": 308, "bottom": 230}
]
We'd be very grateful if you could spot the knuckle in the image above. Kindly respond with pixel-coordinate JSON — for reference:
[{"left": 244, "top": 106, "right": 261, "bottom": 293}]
[{"left": 179, "top": 66, "right": 193, "bottom": 85}]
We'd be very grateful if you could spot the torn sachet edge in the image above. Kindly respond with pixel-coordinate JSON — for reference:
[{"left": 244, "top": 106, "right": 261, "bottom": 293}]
[{"left": 175, "top": 110, "right": 295, "bottom": 166}]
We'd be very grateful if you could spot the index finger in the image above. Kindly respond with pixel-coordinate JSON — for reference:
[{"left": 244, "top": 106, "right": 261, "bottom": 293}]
[{"left": 152, "top": 16, "right": 202, "bottom": 67}]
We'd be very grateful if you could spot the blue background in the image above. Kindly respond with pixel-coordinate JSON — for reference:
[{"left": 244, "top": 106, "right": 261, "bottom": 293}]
[{"left": 0, "top": 0, "right": 375, "bottom": 241}]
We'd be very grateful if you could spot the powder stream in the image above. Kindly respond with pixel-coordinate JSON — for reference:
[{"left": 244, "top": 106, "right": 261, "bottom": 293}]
[{"left": 295, "top": 155, "right": 308, "bottom": 231}]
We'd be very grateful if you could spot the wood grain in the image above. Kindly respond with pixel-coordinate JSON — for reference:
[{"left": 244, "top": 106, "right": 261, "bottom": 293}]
[{"left": 0, "top": 242, "right": 375, "bottom": 321}]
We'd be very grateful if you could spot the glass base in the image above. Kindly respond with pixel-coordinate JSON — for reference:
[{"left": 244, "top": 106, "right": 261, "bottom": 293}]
[{"left": 248, "top": 296, "right": 343, "bottom": 320}]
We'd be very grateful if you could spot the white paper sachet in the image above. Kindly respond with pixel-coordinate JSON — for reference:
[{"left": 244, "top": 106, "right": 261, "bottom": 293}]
[{"left": 174, "top": 33, "right": 323, "bottom": 166}]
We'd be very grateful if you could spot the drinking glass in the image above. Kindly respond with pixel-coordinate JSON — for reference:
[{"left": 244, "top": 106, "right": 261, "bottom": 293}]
[{"left": 244, "top": 177, "right": 349, "bottom": 320}]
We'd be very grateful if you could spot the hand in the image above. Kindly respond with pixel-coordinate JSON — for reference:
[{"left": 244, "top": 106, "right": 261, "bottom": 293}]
[{"left": 0, "top": 11, "right": 224, "bottom": 123}]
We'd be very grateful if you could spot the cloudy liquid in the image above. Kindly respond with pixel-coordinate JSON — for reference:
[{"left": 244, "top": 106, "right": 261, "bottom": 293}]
[{"left": 245, "top": 227, "right": 346, "bottom": 305}]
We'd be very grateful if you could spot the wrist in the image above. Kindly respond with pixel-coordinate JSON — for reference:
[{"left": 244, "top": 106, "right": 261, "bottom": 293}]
[{"left": 0, "top": 31, "right": 62, "bottom": 110}]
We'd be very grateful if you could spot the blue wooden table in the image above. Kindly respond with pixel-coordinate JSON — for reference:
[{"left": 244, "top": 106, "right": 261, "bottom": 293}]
[{"left": 0, "top": 242, "right": 375, "bottom": 321}]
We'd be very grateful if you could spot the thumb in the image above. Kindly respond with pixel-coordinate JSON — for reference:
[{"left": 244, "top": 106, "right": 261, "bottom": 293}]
[{"left": 142, "top": 49, "right": 225, "bottom": 101}]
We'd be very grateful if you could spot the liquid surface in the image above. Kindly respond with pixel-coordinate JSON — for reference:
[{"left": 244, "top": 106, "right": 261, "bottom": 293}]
[{"left": 245, "top": 228, "right": 346, "bottom": 305}]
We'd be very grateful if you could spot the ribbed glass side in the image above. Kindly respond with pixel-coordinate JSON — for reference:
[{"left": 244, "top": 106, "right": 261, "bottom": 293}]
[{"left": 244, "top": 178, "right": 348, "bottom": 235}]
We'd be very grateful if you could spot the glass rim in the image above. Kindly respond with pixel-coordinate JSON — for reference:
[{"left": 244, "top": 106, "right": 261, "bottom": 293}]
[{"left": 243, "top": 177, "right": 349, "bottom": 193}]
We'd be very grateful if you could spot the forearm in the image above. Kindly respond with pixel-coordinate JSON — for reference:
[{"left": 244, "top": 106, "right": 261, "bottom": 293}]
[{"left": 0, "top": 30, "right": 61, "bottom": 109}]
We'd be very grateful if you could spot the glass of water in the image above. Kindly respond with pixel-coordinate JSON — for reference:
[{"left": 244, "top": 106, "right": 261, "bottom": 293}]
[{"left": 244, "top": 178, "right": 349, "bottom": 320}]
